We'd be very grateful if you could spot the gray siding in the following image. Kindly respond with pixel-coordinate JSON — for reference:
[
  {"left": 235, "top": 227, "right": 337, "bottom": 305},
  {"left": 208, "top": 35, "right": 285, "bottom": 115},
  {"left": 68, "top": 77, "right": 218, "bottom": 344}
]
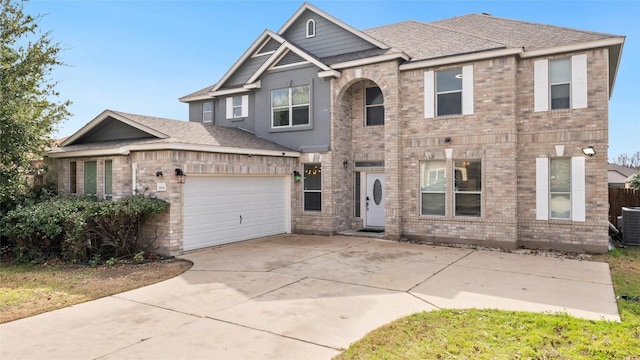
[
  {"left": 223, "top": 55, "right": 270, "bottom": 88},
  {"left": 281, "top": 9, "right": 378, "bottom": 59},
  {"left": 215, "top": 93, "right": 256, "bottom": 132},
  {"left": 74, "top": 117, "right": 154, "bottom": 144},
  {"left": 253, "top": 65, "right": 331, "bottom": 151}
]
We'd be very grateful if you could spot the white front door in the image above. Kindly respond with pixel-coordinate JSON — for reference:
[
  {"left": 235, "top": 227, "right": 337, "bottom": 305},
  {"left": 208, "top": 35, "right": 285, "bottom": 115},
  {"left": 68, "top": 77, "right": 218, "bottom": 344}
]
[{"left": 365, "top": 173, "right": 385, "bottom": 227}]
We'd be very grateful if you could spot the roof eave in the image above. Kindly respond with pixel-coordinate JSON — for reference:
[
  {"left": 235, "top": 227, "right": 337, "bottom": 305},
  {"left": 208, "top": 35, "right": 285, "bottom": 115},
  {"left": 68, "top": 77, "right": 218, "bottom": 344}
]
[
  {"left": 48, "top": 142, "right": 301, "bottom": 159},
  {"left": 519, "top": 37, "right": 625, "bottom": 58},
  {"left": 399, "top": 47, "right": 522, "bottom": 70},
  {"left": 331, "top": 52, "right": 410, "bottom": 70}
]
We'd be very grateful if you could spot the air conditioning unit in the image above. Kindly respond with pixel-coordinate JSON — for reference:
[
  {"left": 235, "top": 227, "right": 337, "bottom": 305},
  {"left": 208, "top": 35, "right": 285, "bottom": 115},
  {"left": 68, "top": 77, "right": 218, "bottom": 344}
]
[{"left": 621, "top": 207, "right": 640, "bottom": 245}]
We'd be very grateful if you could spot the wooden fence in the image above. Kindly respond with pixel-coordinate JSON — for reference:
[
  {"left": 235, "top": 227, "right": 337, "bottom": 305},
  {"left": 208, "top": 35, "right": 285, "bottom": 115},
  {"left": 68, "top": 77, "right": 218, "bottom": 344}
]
[{"left": 609, "top": 187, "right": 640, "bottom": 228}]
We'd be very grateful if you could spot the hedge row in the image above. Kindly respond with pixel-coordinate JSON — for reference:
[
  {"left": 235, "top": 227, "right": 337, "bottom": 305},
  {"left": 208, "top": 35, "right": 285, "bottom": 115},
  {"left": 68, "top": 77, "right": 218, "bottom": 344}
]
[{"left": 1, "top": 195, "right": 169, "bottom": 263}]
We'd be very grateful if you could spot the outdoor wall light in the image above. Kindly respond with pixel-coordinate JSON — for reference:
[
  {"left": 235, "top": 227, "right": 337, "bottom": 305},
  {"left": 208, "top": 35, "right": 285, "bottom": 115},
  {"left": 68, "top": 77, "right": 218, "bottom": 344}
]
[
  {"left": 155, "top": 171, "right": 163, "bottom": 177},
  {"left": 444, "top": 137, "right": 452, "bottom": 143},
  {"left": 343, "top": 160, "right": 349, "bottom": 169},
  {"left": 293, "top": 170, "right": 302, "bottom": 182},
  {"left": 174, "top": 168, "right": 186, "bottom": 184},
  {"left": 582, "top": 146, "right": 596, "bottom": 157}
]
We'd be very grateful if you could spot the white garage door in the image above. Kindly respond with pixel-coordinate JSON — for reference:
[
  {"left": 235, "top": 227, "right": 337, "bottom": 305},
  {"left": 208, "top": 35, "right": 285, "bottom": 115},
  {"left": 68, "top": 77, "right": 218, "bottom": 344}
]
[{"left": 183, "top": 176, "right": 289, "bottom": 251}]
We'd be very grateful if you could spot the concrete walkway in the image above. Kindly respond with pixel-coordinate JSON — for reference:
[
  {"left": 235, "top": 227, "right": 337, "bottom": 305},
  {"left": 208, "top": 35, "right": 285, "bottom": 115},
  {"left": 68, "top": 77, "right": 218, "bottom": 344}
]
[{"left": 0, "top": 235, "right": 619, "bottom": 359}]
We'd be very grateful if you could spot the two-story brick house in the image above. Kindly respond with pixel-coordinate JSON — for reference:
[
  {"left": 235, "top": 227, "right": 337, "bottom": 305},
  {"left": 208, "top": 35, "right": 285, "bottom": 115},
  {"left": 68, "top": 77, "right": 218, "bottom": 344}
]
[{"left": 50, "top": 3, "right": 624, "bottom": 254}]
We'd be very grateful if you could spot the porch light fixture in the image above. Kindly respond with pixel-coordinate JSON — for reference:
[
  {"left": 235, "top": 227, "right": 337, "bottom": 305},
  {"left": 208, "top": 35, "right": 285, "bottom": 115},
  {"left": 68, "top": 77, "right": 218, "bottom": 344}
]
[
  {"left": 155, "top": 171, "right": 163, "bottom": 178},
  {"left": 582, "top": 146, "right": 596, "bottom": 157},
  {"left": 293, "top": 170, "right": 302, "bottom": 182},
  {"left": 174, "top": 168, "right": 186, "bottom": 184},
  {"left": 343, "top": 160, "right": 349, "bottom": 169}
]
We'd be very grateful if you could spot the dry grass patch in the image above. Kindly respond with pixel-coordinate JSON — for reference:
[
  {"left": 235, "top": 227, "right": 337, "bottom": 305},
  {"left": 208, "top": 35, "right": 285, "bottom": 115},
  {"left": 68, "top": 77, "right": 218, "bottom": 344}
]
[{"left": 0, "top": 259, "right": 192, "bottom": 323}]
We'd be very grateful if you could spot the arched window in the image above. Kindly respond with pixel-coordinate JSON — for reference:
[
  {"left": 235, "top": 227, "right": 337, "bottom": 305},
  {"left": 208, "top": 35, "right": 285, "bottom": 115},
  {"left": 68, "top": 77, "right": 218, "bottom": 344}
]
[{"left": 306, "top": 19, "right": 316, "bottom": 38}]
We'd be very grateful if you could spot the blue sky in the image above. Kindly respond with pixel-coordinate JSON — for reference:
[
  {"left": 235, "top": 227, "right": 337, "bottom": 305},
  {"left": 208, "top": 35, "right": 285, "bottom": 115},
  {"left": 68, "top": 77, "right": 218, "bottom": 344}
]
[{"left": 25, "top": 0, "right": 639, "bottom": 159}]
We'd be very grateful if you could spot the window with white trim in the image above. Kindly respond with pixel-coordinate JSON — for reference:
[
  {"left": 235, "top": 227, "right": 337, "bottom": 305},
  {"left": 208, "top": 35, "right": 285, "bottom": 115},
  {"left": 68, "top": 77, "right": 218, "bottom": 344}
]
[
  {"left": 306, "top": 19, "right": 316, "bottom": 38},
  {"left": 365, "top": 86, "right": 384, "bottom": 126},
  {"left": 104, "top": 160, "right": 113, "bottom": 200},
  {"left": 534, "top": 54, "right": 587, "bottom": 111},
  {"left": 303, "top": 163, "right": 321, "bottom": 211},
  {"left": 69, "top": 161, "right": 77, "bottom": 194},
  {"left": 454, "top": 160, "right": 481, "bottom": 217},
  {"left": 420, "top": 161, "right": 446, "bottom": 216},
  {"left": 549, "top": 158, "right": 571, "bottom": 219},
  {"left": 271, "top": 85, "right": 310, "bottom": 127},
  {"left": 202, "top": 102, "right": 213, "bottom": 123},
  {"left": 424, "top": 65, "right": 474, "bottom": 118},
  {"left": 226, "top": 95, "right": 248, "bottom": 119},
  {"left": 549, "top": 59, "right": 571, "bottom": 110},
  {"left": 536, "top": 157, "right": 585, "bottom": 221}
]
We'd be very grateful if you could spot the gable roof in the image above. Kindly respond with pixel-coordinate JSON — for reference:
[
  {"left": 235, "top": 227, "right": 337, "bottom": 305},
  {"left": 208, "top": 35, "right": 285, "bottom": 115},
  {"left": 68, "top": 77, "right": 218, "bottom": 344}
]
[
  {"left": 278, "top": 2, "right": 389, "bottom": 50},
  {"left": 50, "top": 110, "right": 299, "bottom": 158},
  {"left": 180, "top": 5, "right": 625, "bottom": 101}
]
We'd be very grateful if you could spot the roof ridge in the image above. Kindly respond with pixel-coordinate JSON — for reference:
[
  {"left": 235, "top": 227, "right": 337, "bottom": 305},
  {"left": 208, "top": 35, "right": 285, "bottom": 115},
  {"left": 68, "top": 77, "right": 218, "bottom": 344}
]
[{"left": 423, "top": 15, "right": 510, "bottom": 47}]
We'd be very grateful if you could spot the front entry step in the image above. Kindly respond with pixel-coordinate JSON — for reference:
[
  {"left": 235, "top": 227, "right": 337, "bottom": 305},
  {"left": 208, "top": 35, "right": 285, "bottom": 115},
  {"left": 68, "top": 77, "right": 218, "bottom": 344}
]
[{"left": 337, "top": 229, "right": 386, "bottom": 239}]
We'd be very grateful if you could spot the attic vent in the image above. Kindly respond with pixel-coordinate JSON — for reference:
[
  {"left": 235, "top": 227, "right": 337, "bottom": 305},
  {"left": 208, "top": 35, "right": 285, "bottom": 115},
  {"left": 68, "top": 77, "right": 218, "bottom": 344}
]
[
  {"left": 621, "top": 207, "right": 640, "bottom": 245},
  {"left": 481, "top": 12, "right": 492, "bottom": 16},
  {"left": 257, "top": 38, "right": 280, "bottom": 55},
  {"left": 306, "top": 19, "right": 316, "bottom": 38},
  {"left": 274, "top": 51, "right": 306, "bottom": 67}
]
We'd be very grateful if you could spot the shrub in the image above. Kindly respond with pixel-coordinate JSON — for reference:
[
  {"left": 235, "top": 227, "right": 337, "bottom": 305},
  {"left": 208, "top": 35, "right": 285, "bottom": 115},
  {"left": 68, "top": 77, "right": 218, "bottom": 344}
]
[{"left": 1, "top": 195, "right": 169, "bottom": 263}]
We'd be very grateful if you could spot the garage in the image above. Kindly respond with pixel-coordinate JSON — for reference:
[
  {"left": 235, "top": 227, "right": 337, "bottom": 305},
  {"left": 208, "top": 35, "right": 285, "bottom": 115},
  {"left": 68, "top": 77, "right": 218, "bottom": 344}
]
[{"left": 183, "top": 176, "right": 290, "bottom": 251}]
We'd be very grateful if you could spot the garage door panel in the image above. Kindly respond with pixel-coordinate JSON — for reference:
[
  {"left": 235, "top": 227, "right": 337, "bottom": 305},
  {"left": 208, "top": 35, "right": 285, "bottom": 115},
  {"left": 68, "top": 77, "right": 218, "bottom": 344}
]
[{"left": 183, "top": 176, "right": 288, "bottom": 251}]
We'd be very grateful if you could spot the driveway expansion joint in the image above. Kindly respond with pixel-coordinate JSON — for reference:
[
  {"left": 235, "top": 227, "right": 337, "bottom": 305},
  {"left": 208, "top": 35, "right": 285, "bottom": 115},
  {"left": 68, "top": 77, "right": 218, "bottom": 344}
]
[{"left": 203, "top": 316, "right": 343, "bottom": 351}]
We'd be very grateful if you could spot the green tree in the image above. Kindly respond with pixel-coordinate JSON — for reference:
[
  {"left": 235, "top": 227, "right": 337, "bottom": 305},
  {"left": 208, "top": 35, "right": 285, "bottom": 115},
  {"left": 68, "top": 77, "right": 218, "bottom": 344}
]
[
  {"left": 0, "top": 0, "right": 70, "bottom": 211},
  {"left": 629, "top": 173, "right": 640, "bottom": 191}
]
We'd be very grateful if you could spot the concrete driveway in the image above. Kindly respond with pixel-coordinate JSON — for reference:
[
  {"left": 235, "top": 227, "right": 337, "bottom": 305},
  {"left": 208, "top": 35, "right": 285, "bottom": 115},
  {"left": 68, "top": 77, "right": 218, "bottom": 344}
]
[{"left": 0, "top": 235, "right": 619, "bottom": 359}]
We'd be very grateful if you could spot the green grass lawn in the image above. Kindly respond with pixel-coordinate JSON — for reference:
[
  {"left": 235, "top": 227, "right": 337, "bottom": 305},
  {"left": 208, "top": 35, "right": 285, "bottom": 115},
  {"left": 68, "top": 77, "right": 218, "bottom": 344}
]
[{"left": 336, "top": 247, "right": 640, "bottom": 360}]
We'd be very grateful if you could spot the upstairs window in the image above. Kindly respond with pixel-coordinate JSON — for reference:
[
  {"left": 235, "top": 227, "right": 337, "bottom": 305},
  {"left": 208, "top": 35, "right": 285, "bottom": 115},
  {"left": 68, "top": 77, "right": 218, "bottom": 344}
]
[
  {"left": 436, "top": 68, "right": 462, "bottom": 116},
  {"left": 226, "top": 95, "right": 248, "bottom": 119},
  {"left": 424, "top": 65, "right": 473, "bottom": 118},
  {"left": 365, "top": 86, "right": 384, "bottom": 126},
  {"left": 272, "top": 85, "right": 310, "bottom": 127},
  {"left": 550, "top": 59, "right": 571, "bottom": 110},
  {"left": 202, "top": 102, "right": 213, "bottom": 123},
  {"left": 306, "top": 19, "right": 316, "bottom": 38},
  {"left": 534, "top": 54, "right": 587, "bottom": 111}
]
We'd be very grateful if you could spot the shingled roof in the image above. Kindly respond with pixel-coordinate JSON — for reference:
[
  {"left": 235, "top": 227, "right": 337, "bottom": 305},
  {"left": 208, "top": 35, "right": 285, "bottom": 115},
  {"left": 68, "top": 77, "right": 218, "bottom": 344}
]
[
  {"left": 50, "top": 110, "right": 297, "bottom": 157},
  {"left": 364, "top": 13, "right": 620, "bottom": 62}
]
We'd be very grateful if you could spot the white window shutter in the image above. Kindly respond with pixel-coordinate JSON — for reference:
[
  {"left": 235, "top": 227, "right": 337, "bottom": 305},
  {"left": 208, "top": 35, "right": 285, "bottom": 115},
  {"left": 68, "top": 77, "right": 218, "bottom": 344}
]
[
  {"left": 462, "top": 65, "right": 474, "bottom": 115},
  {"left": 536, "top": 157, "right": 549, "bottom": 220},
  {"left": 534, "top": 59, "right": 549, "bottom": 112},
  {"left": 571, "top": 54, "right": 588, "bottom": 109},
  {"left": 571, "top": 156, "right": 586, "bottom": 222},
  {"left": 241, "top": 95, "right": 249, "bottom": 117},
  {"left": 226, "top": 97, "right": 233, "bottom": 119},
  {"left": 424, "top": 71, "right": 435, "bottom": 119}
]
